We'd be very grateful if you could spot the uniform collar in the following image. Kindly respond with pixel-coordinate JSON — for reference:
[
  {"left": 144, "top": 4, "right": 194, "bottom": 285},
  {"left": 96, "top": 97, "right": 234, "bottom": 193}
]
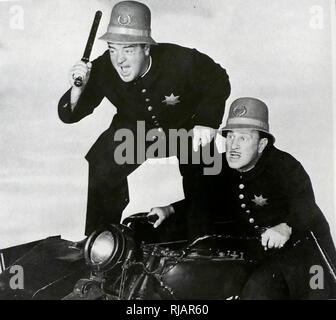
[
  {"left": 141, "top": 56, "right": 152, "bottom": 78},
  {"left": 236, "top": 146, "right": 274, "bottom": 182},
  {"left": 139, "top": 45, "right": 162, "bottom": 88}
]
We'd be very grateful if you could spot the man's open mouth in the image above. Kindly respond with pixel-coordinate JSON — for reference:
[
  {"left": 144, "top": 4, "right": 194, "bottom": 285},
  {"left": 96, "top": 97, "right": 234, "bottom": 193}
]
[
  {"left": 229, "top": 152, "right": 241, "bottom": 159},
  {"left": 120, "top": 66, "right": 131, "bottom": 76}
]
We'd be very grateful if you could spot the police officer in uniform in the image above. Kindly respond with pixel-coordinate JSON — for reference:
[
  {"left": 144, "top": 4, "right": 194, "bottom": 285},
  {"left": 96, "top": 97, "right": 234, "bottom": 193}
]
[
  {"left": 153, "top": 97, "right": 336, "bottom": 299},
  {"left": 58, "top": 1, "right": 231, "bottom": 235}
]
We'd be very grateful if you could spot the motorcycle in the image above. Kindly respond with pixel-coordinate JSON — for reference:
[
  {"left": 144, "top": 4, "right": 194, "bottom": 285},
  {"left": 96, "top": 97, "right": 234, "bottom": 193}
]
[{"left": 0, "top": 213, "right": 269, "bottom": 300}]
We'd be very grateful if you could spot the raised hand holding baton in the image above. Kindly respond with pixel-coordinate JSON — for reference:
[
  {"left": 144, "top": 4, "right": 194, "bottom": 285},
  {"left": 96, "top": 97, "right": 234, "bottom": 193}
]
[{"left": 74, "top": 11, "right": 102, "bottom": 87}]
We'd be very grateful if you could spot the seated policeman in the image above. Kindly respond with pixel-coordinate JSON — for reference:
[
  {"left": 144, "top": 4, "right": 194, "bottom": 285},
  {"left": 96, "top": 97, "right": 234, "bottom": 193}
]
[{"left": 149, "top": 97, "right": 336, "bottom": 299}]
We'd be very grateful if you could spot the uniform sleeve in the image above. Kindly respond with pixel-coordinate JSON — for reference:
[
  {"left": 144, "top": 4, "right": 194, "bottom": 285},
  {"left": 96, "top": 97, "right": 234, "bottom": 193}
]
[
  {"left": 170, "top": 175, "right": 217, "bottom": 240},
  {"left": 171, "top": 199, "right": 187, "bottom": 216},
  {"left": 190, "top": 49, "right": 231, "bottom": 129},
  {"left": 280, "top": 160, "right": 325, "bottom": 234},
  {"left": 57, "top": 57, "right": 105, "bottom": 124}
]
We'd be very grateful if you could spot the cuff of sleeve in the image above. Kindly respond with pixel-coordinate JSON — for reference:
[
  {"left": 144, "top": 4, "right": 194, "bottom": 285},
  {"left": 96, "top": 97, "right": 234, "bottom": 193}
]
[
  {"left": 58, "top": 89, "right": 75, "bottom": 123},
  {"left": 168, "top": 205, "right": 175, "bottom": 216},
  {"left": 192, "top": 105, "right": 226, "bottom": 129},
  {"left": 171, "top": 199, "right": 187, "bottom": 217},
  {"left": 283, "top": 216, "right": 310, "bottom": 235}
]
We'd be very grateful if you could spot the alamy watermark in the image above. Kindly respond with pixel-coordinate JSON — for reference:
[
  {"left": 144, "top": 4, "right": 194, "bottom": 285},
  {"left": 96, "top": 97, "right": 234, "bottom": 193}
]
[
  {"left": 0, "top": 0, "right": 24, "bottom": 30},
  {"left": 309, "top": 5, "right": 324, "bottom": 30},
  {"left": 309, "top": 265, "right": 324, "bottom": 290},
  {"left": 0, "top": 252, "right": 24, "bottom": 290},
  {"left": 9, "top": 265, "right": 24, "bottom": 290},
  {"left": 113, "top": 121, "right": 222, "bottom": 175}
]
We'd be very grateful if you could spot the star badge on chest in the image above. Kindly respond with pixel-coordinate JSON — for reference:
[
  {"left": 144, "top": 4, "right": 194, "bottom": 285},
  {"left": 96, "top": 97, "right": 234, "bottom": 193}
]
[
  {"left": 162, "top": 93, "right": 180, "bottom": 106},
  {"left": 252, "top": 195, "right": 268, "bottom": 207}
]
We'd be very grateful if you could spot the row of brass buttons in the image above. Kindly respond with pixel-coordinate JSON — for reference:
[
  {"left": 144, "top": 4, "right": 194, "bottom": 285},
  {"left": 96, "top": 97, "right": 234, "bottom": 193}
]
[
  {"left": 238, "top": 179, "right": 258, "bottom": 228},
  {"left": 141, "top": 88, "right": 163, "bottom": 140}
]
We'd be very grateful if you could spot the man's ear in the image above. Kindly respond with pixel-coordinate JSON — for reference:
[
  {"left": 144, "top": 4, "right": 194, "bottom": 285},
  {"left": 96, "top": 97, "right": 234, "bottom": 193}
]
[
  {"left": 258, "top": 138, "right": 268, "bottom": 154},
  {"left": 144, "top": 44, "right": 150, "bottom": 56}
]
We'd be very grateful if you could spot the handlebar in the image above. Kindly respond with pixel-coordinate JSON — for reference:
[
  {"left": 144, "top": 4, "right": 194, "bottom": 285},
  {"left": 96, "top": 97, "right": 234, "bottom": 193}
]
[{"left": 122, "top": 212, "right": 159, "bottom": 226}]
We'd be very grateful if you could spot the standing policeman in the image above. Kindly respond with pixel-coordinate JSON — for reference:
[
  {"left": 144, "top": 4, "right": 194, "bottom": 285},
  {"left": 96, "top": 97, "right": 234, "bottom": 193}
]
[{"left": 58, "top": 1, "right": 231, "bottom": 235}]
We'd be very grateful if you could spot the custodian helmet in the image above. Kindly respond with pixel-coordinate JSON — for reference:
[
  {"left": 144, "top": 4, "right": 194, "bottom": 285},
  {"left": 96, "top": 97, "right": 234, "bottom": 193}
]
[
  {"left": 99, "top": 1, "right": 157, "bottom": 45},
  {"left": 222, "top": 97, "right": 275, "bottom": 143}
]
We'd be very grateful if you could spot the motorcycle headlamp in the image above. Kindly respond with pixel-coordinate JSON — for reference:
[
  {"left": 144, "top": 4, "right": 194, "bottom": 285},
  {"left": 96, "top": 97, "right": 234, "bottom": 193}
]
[
  {"left": 84, "top": 224, "right": 134, "bottom": 273},
  {"left": 90, "top": 231, "right": 115, "bottom": 265}
]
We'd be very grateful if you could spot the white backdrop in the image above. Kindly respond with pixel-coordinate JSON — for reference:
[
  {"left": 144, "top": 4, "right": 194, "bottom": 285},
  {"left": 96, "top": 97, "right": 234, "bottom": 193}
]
[{"left": 0, "top": 0, "right": 335, "bottom": 248}]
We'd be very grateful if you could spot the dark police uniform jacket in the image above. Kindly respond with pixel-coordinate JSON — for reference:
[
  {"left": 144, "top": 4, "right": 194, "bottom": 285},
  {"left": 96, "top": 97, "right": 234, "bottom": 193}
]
[
  {"left": 191, "top": 145, "right": 334, "bottom": 247},
  {"left": 58, "top": 43, "right": 231, "bottom": 163}
]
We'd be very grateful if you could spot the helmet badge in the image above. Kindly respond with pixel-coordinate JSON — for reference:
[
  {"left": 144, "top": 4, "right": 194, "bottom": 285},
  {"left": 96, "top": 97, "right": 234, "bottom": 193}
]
[
  {"left": 233, "top": 105, "right": 247, "bottom": 117},
  {"left": 118, "top": 14, "right": 132, "bottom": 26}
]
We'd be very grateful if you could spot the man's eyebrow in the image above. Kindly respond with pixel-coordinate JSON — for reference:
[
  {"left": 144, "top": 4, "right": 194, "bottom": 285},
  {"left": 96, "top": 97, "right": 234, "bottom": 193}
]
[{"left": 231, "top": 132, "right": 252, "bottom": 137}]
